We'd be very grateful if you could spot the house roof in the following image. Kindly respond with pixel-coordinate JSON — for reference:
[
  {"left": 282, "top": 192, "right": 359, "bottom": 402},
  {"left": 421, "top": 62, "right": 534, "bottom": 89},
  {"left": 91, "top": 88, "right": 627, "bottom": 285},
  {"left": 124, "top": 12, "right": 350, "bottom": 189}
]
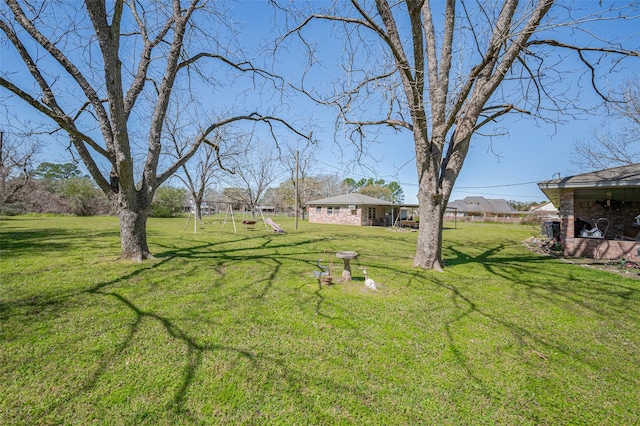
[
  {"left": 307, "top": 193, "right": 395, "bottom": 206},
  {"left": 538, "top": 163, "right": 640, "bottom": 206},
  {"left": 530, "top": 201, "right": 558, "bottom": 212},
  {"left": 446, "top": 196, "right": 515, "bottom": 214}
]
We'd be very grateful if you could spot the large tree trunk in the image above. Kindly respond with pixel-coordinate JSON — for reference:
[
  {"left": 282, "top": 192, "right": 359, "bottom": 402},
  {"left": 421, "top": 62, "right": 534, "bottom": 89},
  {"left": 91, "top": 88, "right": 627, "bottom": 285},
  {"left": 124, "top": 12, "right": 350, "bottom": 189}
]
[
  {"left": 195, "top": 198, "right": 203, "bottom": 220},
  {"left": 413, "top": 168, "right": 446, "bottom": 271},
  {"left": 118, "top": 208, "right": 153, "bottom": 262},
  {"left": 414, "top": 211, "right": 445, "bottom": 271}
]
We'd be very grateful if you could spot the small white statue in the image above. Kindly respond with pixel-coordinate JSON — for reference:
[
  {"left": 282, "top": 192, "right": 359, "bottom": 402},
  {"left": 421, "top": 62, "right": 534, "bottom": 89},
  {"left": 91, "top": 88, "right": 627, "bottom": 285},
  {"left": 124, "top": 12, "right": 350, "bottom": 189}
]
[{"left": 363, "top": 269, "right": 377, "bottom": 290}]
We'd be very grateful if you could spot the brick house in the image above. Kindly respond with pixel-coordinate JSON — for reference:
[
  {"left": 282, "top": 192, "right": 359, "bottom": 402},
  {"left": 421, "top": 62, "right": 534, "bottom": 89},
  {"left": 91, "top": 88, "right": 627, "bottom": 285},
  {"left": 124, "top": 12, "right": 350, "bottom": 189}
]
[
  {"left": 307, "top": 193, "right": 397, "bottom": 226},
  {"left": 538, "top": 163, "right": 640, "bottom": 259},
  {"left": 445, "top": 196, "right": 516, "bottom": 221}
]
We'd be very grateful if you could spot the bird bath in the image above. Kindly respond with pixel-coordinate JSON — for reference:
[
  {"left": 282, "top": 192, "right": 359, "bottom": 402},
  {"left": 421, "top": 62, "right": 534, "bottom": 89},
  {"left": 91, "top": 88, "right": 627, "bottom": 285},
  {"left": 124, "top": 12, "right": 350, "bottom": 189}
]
[{"left": 335, "top": 251, "right": 358, "bottom": 282}]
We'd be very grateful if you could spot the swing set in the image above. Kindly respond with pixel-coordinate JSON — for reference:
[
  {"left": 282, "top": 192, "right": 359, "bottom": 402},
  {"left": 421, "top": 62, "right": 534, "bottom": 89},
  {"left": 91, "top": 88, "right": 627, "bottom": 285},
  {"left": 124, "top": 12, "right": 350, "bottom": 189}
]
[{"left": 183, "top": 201, "right": 269, "bottom": 234}]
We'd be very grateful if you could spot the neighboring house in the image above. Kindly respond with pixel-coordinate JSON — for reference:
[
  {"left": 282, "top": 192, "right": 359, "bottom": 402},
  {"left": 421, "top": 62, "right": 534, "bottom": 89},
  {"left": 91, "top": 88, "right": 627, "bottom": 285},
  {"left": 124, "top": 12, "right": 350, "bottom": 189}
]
[
  {"left": 183, "top": 201, "right": 215, "bottom": 214},
  {"left": 530, "top": 201, "right": 561, "bottom": 241},
  {"left": 307, "top": 193, "right": 397, "bottom": 226},
  {"left": 445, "top": 196, "right": 516, "bottom": 221},
  {"left": 538, "top": 163, "right": 640, "bottom": 259},
  {"left": 529, "top": 201, "right": 559, "bottom": 219}
]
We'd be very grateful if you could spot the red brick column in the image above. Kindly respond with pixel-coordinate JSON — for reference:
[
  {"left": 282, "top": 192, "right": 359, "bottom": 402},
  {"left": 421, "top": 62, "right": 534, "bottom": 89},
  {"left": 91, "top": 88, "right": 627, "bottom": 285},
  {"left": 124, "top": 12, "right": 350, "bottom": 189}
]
[{"left": 560, "top": 190, "right": 575, "bottom": 256}]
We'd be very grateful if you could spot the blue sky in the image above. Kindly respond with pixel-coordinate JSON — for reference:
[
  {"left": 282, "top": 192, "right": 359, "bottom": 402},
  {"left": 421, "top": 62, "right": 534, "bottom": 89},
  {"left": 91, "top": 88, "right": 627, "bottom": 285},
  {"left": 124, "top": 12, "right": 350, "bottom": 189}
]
[
  {"left": 2, "top": 1, "right": 639, "bottom": 205},
  {"left": 257, "top": 1, "right": 640, "bottom": 205}
]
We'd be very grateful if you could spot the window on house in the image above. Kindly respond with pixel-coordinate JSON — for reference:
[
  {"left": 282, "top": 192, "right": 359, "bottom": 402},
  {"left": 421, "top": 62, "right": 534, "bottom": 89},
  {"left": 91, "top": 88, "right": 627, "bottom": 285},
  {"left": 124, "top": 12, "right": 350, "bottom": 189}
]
[
  {"left": 334, "top": 207, "right": 340, "bottom": 214},
  {"left": 316, "top": 206, "right": 322, "bottom": 213},
  {"left": 368, "top": 207, "right": 376, "bottom": 219},
  {"left": 327, "top": 206, "right": 333, "bottom": 214}
]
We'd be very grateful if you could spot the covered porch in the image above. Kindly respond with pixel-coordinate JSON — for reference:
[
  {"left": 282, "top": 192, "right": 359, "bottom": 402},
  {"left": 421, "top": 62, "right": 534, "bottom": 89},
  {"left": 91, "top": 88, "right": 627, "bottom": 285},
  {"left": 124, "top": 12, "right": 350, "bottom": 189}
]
[{"left": 539, "top": 164, "right": 640, "bottom": 260}]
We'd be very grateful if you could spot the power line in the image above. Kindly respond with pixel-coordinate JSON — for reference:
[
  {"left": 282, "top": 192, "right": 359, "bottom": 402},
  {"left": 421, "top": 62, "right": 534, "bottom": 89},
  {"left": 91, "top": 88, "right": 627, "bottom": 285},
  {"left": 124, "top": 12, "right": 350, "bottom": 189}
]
[
  {"left": 314, "top": 159, "right": 408, "bottom": 183},
  {"left": 452, "top": 189, "right": 544, "bottom": 199},
  {"left": 313, "top": 158, "right": 545, "bottom": 192},
  {"left": 455, "top": 180, "right": 540, "bottom": 189}
]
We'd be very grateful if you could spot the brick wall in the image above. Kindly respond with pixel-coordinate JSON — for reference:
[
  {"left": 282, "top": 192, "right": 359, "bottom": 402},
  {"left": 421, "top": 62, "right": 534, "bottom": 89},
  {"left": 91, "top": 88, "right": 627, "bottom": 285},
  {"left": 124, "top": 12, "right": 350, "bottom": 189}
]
[
  {"left": 308, "top": 205, "right": 364, "bottom": 225},
  {"left": 308, "top": 205, "right": 391, "bottom": 226},
  {"left": 565, "top": 238, "right": 639, "bottom": 260},
  {"left": 560, "top": 190, "right": 575, "bottom": 256}
]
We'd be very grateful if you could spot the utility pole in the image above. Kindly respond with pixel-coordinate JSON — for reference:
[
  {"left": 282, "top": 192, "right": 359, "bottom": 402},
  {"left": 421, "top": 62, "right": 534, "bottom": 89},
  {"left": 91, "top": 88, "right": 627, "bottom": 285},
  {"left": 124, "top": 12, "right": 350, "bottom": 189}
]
[{"left": 295, "top": 150, "right": 299, "bottom": 230}]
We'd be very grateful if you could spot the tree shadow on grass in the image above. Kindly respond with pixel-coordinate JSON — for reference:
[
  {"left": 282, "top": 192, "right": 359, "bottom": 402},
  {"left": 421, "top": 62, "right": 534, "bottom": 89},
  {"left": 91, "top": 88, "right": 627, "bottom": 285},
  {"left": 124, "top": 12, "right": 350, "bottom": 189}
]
[
  {"left": 152, "top": 233, "right": 326, "bottom": 260},
  {"left": 17, "top": 230, "right": 364, "bottom": 421},
  {"left": 397, "top": 265, "right": 640, "bottom": 412},
  {"left": 90, "top": 290, "right": 256, "bottom": 416},
  {"left": 444, "top": 243, "right": 640, "bottom": 318},
  {"left": 78, "top": 282, "right": 364, "bottom": 421},
  {"left": 364, "top": 242, "right": 640, "bottom": 407},
  {"left": 13, "top": 254, "right": 258, "bottom": 422},
  {"left": 8, "top": 221, "right": 640, "bottom": 422},
  {"left": 0, "top": 227, "right": 120, "bottom": 257},
  {"left": 0, "top": 221, "right": 390, "bottom": 419},
  {"left": 22, "top": 256, "right": 169, "bottom": 419}
]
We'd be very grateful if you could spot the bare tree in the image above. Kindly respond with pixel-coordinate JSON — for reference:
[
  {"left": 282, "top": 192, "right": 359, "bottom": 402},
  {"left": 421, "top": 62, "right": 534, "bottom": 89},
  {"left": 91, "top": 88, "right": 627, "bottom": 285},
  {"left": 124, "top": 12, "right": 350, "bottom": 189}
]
[
  {"left": 165, "top": 108, "right": 244, "bottom": 220},
  {"left": 279, "top": 142, "right": 318, "bottom": 219},
  {"left": 278, "top": 0, "right": 640, "bottom": 270},
  {"left": 572, "top": 80, "right": 640, "bottom": 171},
  {"left": 313, "top": 174, "right": 348, "bottom": 199},
  {"left": 262, "top": 185, "right": 288, "bottom": 213},
  {"left": 0, "top": 130, "right": 37, "bottom": 207},
  {"left": 1, "top": 0, "right": 308, "bottom": 261},
  {"left": 271, "top": 173, "right": 346, "bottom": 217},
  {"left": 225, "top": 146, "right": 282, "bottom": 219}
]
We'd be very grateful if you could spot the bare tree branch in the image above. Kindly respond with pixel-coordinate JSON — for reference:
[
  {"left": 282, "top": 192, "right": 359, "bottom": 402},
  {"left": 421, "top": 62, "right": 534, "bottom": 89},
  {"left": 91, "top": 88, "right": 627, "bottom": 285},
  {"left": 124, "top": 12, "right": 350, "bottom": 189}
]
[
  {"left": 528, "top": 38, "right": 640, "bottom": 101},
  {"left": 0, "top": 76, "right": 109, "bottom": 158},
  {"left": 5, "top": 0, "right": 114, "bottom": 148}
]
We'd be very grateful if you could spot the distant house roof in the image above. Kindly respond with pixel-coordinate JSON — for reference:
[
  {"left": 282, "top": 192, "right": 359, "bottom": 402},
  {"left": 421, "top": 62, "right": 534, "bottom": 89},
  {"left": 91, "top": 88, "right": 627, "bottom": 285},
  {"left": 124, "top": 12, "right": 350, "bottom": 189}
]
[
  {"left": 538, "top": 163, "right": 640, "bottom": 206},
  {"left": 447, "top": 196, "right": 515, "bottom": 214},
  {"left": 307, "top": 193, "right": 395, "bottom": 206},
  {"left": 530, "top": 201, "right": 558, "bottom": 212}
]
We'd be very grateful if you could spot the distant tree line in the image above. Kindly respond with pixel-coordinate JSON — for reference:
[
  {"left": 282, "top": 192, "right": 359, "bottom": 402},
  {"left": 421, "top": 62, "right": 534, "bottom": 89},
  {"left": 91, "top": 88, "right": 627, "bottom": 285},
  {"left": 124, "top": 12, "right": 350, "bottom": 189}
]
[
  {"left": 2, "top": 158, "right": 398, "bottom": 218},
  {"left": 1, "top": 162, "right": 112, "bottom": 216},
  {"left": 0, "top": 160, "right": 200, "bottom": 218}
]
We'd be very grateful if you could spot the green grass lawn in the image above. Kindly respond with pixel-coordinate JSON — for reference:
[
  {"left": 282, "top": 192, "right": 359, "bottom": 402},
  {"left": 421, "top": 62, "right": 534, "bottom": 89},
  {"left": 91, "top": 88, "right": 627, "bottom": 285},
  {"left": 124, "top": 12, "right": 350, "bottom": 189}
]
[{"left": 1, "top": 215, "right": 639, "bottom": 425}]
